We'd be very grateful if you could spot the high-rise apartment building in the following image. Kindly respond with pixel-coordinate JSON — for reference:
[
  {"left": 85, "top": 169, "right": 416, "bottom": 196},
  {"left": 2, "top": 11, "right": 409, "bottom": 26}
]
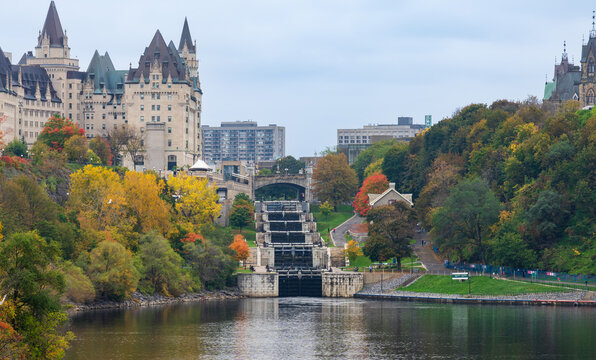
[{"left": 202, "top": 121, "right": 285, "bottom": 164}]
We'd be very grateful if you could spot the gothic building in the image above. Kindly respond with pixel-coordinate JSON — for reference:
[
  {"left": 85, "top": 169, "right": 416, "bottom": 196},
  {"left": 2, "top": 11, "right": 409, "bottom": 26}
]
[
  {"left": 545, "top": 13, "right": 596, "bottom": 109},
  {"left": 0, "top": 1, "right": 203, "bottom": 171}
]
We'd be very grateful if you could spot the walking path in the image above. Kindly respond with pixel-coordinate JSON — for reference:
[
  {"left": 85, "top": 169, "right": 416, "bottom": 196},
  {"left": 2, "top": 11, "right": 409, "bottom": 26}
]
[
  {"left": 330, "top": 213, "right": 363, "bottom": 248},
  {"left": 411, "top": 231, "right": 451, "bottom": 273}
]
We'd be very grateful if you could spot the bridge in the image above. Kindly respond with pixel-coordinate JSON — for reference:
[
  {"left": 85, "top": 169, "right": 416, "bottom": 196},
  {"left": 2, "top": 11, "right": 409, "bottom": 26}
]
[{"left": 252, "top": 173, "right": 313, "bottom": 202}]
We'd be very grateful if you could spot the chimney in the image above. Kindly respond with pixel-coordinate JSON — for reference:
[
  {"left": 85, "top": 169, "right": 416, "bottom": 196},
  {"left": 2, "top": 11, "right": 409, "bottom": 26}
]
[{"left": 389, "top": 182, "right": 395, "bottom": 190}]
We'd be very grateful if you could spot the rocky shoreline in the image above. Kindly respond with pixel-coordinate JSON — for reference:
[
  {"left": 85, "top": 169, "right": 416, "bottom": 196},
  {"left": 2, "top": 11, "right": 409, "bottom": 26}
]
[{"left": 66, "top": 289, "right": 243, "bottom": 314}]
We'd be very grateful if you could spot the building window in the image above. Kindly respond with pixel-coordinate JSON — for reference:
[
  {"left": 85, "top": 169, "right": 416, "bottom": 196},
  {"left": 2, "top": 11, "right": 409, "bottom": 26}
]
[
  {"left": 152, "top": 105, "right": 155, "bottom": 111},
  {"left": 157, "top": 93, "right": 161, "bottom": 100},
  {"left": 140, "top": 105, "right": 144, "bottom": 111},
  {"left": 141, "top": 93, "right": 144, "bottom": 100},
  {"left": 590, "top": 59, "right": 595, "bottom": 74},
  {"left": 157, "top": 116, "right": 160, "bottom": 122},
  {"left": 102, "top": 124, "right": 106, "bottom": 130},
  {"left": 152, "top": 116, "right": 155, "bottom": 122},
  {"left": 140, "top": 83, "right": 144, "bottom": 88},
  {"left": 157, "top": 105, "right": 160, "bottom": 111},
  {"left": 168, "top": 105, "right": 172, "bottom": 111},
  {"left": 587, "top": 89, "right": 595, "bottom": 105},
  {"left": 168, "top": 116, "right": 172, "bottom": 122},
  {"left": 168, "top": 127, "right": 172, "bottom": 133},
  {"left": 168, "top": 139, "right": 172, "bottom": 147},
  {"left": 168, "top": 94, "right": 172, "bottom": 100},
  {"left": 141, "top": 116, "right": 144, "bottom": 122}
]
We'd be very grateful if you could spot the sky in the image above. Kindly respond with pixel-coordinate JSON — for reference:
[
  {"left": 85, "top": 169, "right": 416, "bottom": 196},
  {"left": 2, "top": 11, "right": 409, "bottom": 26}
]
[{"left": 2, "top": 0, "right": 595, "bottom": 157}]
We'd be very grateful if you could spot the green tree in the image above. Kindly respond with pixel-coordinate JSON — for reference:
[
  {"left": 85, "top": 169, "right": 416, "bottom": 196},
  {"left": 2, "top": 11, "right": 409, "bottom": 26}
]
[
  {"left": 136, "top": 232, "right": 197, "bottom": 296},
  {"left": 275, "top": 156, "right": 305, "bottom": 174},
  {"left": 3, "top": 138, "right": 28, "bottom": 157},
  {"left": 352, "top": 139, "right": 398, "bottom": 182},
  {"left": 363, "top": 203, "right": 416, "bottom": 268},
  {"left": 431, "top": 178, "right": 502, "bottom": 263},
  {"left": 229, "top": 205, "right": 252, "bottom": 230},
  {"left": 312, "top": 153, "right": 358, "bottom": 209},
  {"left": 0, "top": 232, "right": 73, "bottom": 359},
  {"left": 525, "top": 190, "right": 570, "bottom": 250},
  {"left": 87, "top": 240, "right": 139, "bottom": 300},
  {"left": 381, "top": 143, "right": 409, "bottom": 192},
  {"left": 319, "top": 201, "right": 333, "bottom": 221},
  {"left": 0, "top": 175, "right": 57, "bottom": 232}
]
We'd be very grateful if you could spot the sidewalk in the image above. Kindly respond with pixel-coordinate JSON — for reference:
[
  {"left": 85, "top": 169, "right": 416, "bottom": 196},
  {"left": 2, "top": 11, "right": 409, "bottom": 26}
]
[
  {"left": 331, "top": 213, "right": 363, "bottom": 248},
  {"left": 411, "top": 231, "right": 451, "bottom": 272}
]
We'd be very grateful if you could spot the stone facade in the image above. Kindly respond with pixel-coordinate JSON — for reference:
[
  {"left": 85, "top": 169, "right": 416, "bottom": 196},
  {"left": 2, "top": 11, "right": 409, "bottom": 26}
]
[
  {"left": 321, "top": 273, "right": 363, "bottom": 297},
  {"left": 1, "top": 2, "right": 202, "bottom": 170},
  {"left": 237, "top": 273, "right": 278, "bottom": 297}
]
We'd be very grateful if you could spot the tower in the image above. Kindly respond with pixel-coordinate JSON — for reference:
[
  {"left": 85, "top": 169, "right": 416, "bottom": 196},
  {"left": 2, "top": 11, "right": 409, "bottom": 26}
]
[
  {"left": 579, "top": 11, "right": 596, "bottom": 108},
  {"left": 26, "top": 1, "right": 80, "bottom": 108}
]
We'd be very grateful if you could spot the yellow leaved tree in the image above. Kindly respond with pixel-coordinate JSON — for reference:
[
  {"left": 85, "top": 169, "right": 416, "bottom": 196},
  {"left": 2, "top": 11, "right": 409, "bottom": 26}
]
[
  {"left": 167, "top": 172, "right": 221, "bottom": 228},
  {"left": 123, "top": 171, "right": 171, "bottom": 234},
  {"left": 68, "top": 165, "right": 128, "bottom": 231}
]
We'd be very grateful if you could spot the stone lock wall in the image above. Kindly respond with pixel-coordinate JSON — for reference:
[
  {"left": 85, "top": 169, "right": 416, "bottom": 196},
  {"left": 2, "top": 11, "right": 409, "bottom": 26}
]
[
  {"left": 321, "top": 273, "right": 363, "bottom": 297},
  {"left": 237, "top": 273, "right": 278, "bottom": 297}
]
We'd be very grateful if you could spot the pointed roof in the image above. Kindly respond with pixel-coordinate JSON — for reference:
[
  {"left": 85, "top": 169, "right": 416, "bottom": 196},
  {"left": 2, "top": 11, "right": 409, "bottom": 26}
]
[
  {"left": 0, "top": 47, "right": 12, "bottom": 92},
  {"left": 127, "top": 30, "right": 187, "bottom": 83},
  {"left": 190, "top": 159, "right": 212, "bottom": 171},
  {"left": 178, "top": 17, "right": 195, "bottom": 52},
  {"left": 39, "top": 1, "right": 65, "bottom": 47}
]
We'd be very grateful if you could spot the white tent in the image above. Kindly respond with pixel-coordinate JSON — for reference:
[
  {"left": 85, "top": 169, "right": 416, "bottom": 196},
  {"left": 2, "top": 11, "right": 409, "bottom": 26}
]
[{"left": 189, "top": 159, "right": 212, "bottom": 171}]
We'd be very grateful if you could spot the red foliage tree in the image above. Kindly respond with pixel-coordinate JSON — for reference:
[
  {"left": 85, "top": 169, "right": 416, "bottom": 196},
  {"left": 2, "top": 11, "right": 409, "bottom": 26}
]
[
  {"left": 352, "top": 172, "right": 389, "bottom": 216},
  {"left": 37, "top": 114, "right": 85, "bottom": 151}
]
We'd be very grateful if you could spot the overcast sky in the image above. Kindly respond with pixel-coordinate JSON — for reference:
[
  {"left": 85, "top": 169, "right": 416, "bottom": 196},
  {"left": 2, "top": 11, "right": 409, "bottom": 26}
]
[{"left": 2, "top": 0, "right": 595, "bottom": 156}]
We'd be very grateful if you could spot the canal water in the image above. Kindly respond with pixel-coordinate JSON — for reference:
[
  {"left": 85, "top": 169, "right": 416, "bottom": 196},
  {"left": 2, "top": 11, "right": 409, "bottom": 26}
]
[{"left": 65, "top": 298, "right": 595, "bottom": 359}]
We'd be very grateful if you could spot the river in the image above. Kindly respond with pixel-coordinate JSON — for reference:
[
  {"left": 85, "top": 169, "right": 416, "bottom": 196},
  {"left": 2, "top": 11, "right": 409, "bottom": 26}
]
[{"left": 66, "top": 297, "right": 595, "bottom": 359}]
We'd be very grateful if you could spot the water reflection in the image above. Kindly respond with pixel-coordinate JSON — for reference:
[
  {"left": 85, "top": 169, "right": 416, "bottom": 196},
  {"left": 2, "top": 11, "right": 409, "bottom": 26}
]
[{"left": 66, "top": 298, "right": 596, "bottom": 359}]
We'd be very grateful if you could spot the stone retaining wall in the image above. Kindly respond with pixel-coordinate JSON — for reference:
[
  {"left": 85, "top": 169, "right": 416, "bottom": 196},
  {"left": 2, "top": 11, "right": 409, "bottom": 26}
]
[
  {"left": 237, "top": 273, "right": 278, "bottom": 297},
  {"left": 322, "top": 273, "right": 363, "bottom": 297}
]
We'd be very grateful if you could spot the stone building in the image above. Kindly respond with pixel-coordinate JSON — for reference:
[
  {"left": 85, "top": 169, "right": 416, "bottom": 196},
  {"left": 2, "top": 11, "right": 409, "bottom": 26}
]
[
  {"left": 544, "top": 14, "right": 596, "bottom": 109},
  {"left": 1, "top": 1, "right": 202, "bottom": 171}
]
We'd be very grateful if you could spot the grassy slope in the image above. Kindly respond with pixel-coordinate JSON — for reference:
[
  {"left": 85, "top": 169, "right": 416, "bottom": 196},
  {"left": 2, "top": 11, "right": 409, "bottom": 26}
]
[
  {"left": 231, "top": 225, "right": 257, "bottom": 247},
  {"left": 311, "top": 204, "right": 354, "bottom": 247},
  {"left": 403, "top": 275, "right": 570, "bottom": 296}
]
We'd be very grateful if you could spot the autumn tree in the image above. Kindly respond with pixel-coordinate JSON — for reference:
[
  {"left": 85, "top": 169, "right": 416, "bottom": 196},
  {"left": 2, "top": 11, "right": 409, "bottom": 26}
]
[
  {"left": 312, "top": 152, "right": 358, "bottom": 209},
  {"left": 344, "top": 239, "right": 363, "bottom": 265},
  {"left": 0, "top": 175, "right": 57, "bottom": 232},
  {"left": 431, "top": 178, "right": 502, "bottom": 263},
  {"left": 352, "top": 172, "right": 389, "bottom": 216},
  {"left": 63, "top": 135, "right": 88, "bottom": 163},
  {"left": 363, "top": 203, "right": 416, "bottom": 268},
  {"left": 68, "top": 165, "right": 128, "bottom": 231},
  {"left": 229, "top": 234, "right": 250, "bottom": 266},
  {"left": 319, "top": 201, "right": 333, "bottom": 221},
  {"left": 37, "top": 114, "right": 84, "bottom": 151},
  {"left": 123, "top": 171, "right": 171, "bottom": 234},
  {"left": 89, "top": 137, "right": 112, "bottom": 165},
  {"left": 87, "top": 240, "right": 139, "bottom": 300},
  {"left": 168, "top": 172, "right": 221, "bottom": 228}
]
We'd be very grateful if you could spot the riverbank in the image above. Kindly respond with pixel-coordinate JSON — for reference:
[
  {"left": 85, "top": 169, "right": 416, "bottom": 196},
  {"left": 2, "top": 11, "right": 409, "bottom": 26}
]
[
  {"left": 66, "top": 288, "right": 242, "bottom": 313},
  {"left": 356, "top": 273, "right": 596, "bottom": 306}
]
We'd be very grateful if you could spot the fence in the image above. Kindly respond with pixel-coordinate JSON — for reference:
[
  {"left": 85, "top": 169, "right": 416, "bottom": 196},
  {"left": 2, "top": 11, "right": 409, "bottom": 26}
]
[{"left": 444, "top": 262, "right": 596, "bottom": 286}]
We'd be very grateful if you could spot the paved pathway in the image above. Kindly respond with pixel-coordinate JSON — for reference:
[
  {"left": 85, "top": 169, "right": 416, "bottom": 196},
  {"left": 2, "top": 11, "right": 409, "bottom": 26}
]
[
  {"left": 331, "top": 213, "right": 363, "bottom": 248},
  {"left": 411, "top": 231, "right": 452, "bottom": 273}
]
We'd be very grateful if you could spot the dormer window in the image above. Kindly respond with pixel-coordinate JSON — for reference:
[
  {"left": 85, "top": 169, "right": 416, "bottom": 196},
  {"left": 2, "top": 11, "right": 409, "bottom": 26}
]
[{"left": 589, "top": 59, "right": 595, "bottom": 74}]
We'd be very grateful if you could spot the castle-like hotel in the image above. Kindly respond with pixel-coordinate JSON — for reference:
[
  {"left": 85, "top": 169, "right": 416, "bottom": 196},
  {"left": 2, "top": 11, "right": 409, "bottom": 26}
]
[{"left": 0, "top": 1, "right": 202, "bottom": 171}]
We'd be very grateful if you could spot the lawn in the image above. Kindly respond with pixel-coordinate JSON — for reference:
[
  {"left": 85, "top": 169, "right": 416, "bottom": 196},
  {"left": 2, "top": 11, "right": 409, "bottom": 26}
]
[
  {"left": 311, "top": 204, "right": 354, "bottom": 246},
  {"left": 233, "top": 268, "right": 253, "bottom": 274},
  {"left": 402, "top": 275, "right": 571, "bottom": 296},
  {"left": 231, "top": 225, "right": 257, "bottom": 247}
]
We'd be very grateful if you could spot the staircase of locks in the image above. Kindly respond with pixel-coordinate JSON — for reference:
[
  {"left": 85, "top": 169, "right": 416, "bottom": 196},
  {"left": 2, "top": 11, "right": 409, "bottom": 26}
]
[{"left": 237, "top": 201, "right": 364, "bottom": 298}]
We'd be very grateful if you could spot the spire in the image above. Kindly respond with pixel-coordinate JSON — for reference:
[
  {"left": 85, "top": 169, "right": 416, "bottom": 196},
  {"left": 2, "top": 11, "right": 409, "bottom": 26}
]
[
  {"left": 39, "top": 1, "right": 65, "bottom": 47},
  {"left": 562, "top": 41, "right": 568, "bottom": 61},
  {"left": 179, "top": 17, "right": 195, "bottom": 52},
  {"left": 591, "top": 10, "right": 596, "bottom": 39}
]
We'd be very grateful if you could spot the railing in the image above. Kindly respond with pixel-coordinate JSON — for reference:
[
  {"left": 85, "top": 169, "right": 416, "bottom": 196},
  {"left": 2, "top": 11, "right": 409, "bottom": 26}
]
[{"left": 444, "top": 262, "right": 596, "bottom": 287}]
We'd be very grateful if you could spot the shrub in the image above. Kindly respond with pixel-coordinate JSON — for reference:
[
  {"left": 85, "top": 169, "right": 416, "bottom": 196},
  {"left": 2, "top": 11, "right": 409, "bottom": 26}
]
[{"left": 88, "top": 241, "right": 139, "bottom": 300}]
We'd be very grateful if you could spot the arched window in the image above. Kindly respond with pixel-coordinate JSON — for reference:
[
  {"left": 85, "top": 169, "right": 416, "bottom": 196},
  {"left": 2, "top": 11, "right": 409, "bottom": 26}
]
[
  {"left": 587, "top": 89, "right": 595, "bottom": 105},
  {"left": 589, "top": 59, "right": 595, "bottom": 74}
]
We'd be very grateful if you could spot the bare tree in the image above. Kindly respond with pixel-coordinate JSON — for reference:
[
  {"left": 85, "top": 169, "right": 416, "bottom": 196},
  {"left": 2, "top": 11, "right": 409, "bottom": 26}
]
[{"left": 106, "top": 125, "right": 145, "bottom": 166}]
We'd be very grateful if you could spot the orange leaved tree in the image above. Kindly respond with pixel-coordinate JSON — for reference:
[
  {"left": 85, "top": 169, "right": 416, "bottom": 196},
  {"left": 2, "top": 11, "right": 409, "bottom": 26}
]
[
  {"left": 353, "top": 172, "right": 389, "bottom": 216},
  {"left": 229, "top": 234, "right": 250, "bottom": 267}
]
